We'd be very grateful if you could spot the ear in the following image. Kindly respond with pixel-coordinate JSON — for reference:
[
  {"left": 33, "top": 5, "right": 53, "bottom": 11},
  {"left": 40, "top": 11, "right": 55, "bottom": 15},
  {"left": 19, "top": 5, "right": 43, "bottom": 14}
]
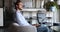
[{"left": 16, "top": 5, "right": 18, "bottom": 7}]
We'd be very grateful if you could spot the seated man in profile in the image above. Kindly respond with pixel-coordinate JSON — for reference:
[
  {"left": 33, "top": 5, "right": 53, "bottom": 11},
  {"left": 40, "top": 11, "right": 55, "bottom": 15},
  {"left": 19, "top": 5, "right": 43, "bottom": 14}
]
[
  {"left": 13, "top": 0, "right": 48, "bottom": 32},
  {"left": 13, "top": 0, "right": 31, "bottom": 26}
]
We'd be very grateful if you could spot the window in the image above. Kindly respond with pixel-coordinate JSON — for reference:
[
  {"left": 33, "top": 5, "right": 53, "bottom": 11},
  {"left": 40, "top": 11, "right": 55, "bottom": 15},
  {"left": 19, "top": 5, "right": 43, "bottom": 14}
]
[{"left": 21, "top": 0, "right": 47, "bottom": 8}]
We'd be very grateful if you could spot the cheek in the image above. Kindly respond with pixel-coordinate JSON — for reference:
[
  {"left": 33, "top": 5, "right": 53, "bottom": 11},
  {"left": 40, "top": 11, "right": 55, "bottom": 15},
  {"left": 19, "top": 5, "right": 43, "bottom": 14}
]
[{"left": 19, "top": 5, "right": 23, "bottom": 8}]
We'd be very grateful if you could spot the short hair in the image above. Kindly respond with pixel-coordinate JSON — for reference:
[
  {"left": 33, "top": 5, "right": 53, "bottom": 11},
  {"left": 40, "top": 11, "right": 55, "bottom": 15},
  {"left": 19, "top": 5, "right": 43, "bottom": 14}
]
[
  {"left": 15, "top": 0, "right": 21, "bottom": 5},
  {"left": 15, "top": 0, "right": 22, "bottom": 9}
]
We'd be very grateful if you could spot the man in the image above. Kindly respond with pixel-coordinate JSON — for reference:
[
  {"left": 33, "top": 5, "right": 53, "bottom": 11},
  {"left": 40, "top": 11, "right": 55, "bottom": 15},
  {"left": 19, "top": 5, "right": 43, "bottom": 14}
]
[
  {"left": 13, "top": 0, "right": 48, "bottom": 32},
  {"left": 13, "top": 0, "right": 30, "bottom": 26}
]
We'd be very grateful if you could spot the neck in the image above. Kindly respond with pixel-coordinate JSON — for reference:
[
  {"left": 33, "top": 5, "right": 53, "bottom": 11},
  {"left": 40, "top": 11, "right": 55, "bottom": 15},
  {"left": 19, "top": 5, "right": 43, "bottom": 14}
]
[{"left": 16, "top": 8, "right": 22, "bottom": 11}]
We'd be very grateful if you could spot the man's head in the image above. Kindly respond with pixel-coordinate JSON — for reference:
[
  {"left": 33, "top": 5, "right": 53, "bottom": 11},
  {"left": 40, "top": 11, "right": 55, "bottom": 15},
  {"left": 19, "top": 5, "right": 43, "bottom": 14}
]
[{"left": 15, "top": 0, "right": 23, "bottom": 10}]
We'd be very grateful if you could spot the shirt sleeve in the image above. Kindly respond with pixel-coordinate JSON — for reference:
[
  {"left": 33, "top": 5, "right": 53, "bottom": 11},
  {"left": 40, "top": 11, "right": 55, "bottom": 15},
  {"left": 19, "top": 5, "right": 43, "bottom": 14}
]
[{"left": 16, "top": 12, "right": 30, "bottom": 26}]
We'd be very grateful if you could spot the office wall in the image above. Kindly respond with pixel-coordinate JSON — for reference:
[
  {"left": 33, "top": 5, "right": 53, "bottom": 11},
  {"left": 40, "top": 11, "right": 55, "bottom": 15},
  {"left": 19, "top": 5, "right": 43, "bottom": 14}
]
[{"left": 0, "top": 0, "right": 3, "bottom": 8}]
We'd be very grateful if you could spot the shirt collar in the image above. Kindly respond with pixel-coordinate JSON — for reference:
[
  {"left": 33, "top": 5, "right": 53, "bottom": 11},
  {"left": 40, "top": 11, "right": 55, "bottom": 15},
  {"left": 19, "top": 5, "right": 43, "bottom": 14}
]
[
  {"left": 16, "top": 9, "right": 23, "bottom": 14},
  {"left": 16, "top": 9, "right": 21, "bottom": 13}
]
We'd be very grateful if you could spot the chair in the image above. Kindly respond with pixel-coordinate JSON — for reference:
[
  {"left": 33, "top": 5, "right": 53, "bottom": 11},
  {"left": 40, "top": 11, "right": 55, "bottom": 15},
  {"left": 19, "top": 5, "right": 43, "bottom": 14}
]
[{"left": 8, "top": 23, "right": 37, "bottom": 32}]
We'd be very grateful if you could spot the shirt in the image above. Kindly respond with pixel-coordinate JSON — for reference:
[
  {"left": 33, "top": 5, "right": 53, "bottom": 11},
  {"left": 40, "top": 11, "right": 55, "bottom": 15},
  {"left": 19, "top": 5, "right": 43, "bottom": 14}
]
[{"left": 16, "top": 10, "right": 30, "bottom": 26}]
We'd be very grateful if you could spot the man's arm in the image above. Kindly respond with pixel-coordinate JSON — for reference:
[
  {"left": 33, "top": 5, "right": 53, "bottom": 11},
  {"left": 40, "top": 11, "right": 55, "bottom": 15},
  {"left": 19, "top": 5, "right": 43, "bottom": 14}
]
[{"left": 16, "top": 12, "right": 30, "bottom": 26}]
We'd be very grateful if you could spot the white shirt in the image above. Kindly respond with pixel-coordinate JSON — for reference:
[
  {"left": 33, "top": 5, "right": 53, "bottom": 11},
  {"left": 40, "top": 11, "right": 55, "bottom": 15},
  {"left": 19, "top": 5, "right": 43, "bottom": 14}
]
[{"left": 16, "top": 10, "right": 30, "bottom": 26}]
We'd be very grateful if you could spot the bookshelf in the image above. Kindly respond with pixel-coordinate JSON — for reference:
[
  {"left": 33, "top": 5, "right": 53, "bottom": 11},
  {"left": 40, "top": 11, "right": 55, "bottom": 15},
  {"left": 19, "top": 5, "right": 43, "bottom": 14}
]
[{"left": 22, "top": 8, "right": 46, "bottom": 24}]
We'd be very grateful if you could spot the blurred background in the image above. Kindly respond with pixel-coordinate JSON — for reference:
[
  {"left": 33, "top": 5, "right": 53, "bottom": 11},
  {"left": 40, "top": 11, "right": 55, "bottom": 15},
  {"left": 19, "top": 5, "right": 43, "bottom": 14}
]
[{"left": 0, "top": 0, "right": 60, "bottom": 32}]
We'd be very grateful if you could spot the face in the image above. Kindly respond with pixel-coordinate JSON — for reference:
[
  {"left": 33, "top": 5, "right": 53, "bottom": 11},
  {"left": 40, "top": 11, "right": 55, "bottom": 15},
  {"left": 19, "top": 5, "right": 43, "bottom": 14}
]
[{"left": 16, "top": 2, "right": 23, "bottom": 10}]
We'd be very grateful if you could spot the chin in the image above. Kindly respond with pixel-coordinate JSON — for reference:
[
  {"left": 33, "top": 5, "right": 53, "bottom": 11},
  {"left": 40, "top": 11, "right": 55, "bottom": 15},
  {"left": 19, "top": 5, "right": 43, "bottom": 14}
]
[{"left": 19, "top": 8, "right": 23, "bottom": 10}]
